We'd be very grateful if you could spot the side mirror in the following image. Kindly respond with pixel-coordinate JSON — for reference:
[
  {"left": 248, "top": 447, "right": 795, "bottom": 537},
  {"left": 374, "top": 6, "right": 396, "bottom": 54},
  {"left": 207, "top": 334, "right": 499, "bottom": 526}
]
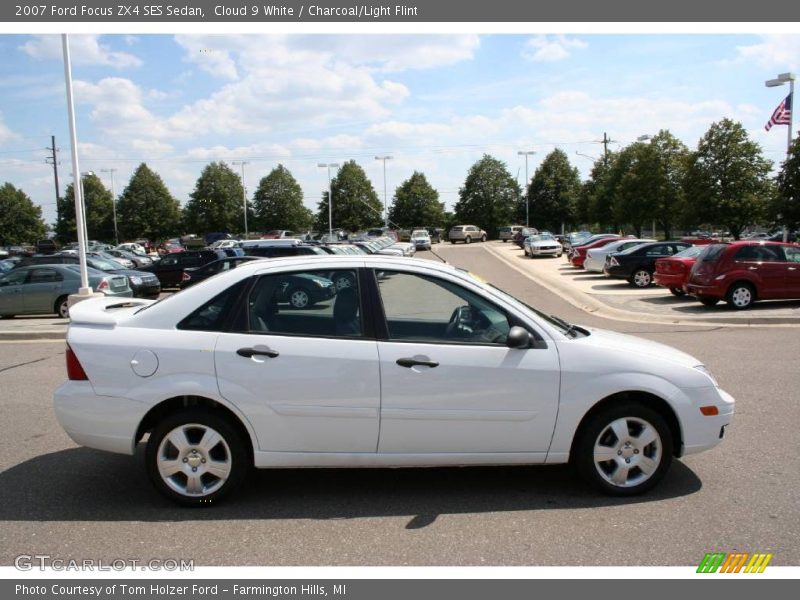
[{"left": 506, "top": 326, "right": 531, "bottom": 349}]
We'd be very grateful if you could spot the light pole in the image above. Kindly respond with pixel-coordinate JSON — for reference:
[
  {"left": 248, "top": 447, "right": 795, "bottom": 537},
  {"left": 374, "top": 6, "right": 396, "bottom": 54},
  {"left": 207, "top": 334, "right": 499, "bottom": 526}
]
[
  {"left": 232, "top": 161, "right": 249, "bottom": 239},
  {"left": 62, "top": 34, "right": 90, "bottom": 295},
  {"left": 78, "top": 171, "right": 94, "bottom": 252},
  {"left": 318, "top": 163, "right": 339, "bottom": 238},
  {"left": 517, "top": 150, "right": 535, "bottom": 227},
  {"left": 375, "top": 155, "right": 393, "bottom": 228},
  {"left": 100, "top": 168, "right": 118, "bottom": 245},
  {"left": 637, "top": 135, "right": 657, "bottom": 238},
  {"left": 766, "top": 72, "right": 796, "bottom": 242}
]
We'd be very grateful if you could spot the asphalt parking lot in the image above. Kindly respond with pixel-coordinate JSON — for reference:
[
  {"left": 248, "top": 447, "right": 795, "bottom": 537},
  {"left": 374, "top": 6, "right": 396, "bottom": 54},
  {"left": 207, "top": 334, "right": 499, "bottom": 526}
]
[{"left": 1, "top": 244, "right": 799, "bottom": 566}]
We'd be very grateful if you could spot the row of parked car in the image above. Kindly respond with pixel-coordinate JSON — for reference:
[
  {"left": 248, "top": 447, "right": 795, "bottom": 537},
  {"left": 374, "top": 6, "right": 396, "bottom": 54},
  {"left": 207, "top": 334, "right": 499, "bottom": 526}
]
[
  {"left": 0, "top": 235, "right": 425, "bottom": 318},
  {"left": 559, "top": 232, "right": 800, "bottom": 310}
]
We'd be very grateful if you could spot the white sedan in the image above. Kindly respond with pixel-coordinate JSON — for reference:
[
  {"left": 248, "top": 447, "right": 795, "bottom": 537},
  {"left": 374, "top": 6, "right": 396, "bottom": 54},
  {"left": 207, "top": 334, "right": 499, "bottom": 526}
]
[
  {"left": 55, "top": 256, "right": 734, "bottom": 505},
  {"left": 523, "top": 234, "right": 563, "bottom": 257}
]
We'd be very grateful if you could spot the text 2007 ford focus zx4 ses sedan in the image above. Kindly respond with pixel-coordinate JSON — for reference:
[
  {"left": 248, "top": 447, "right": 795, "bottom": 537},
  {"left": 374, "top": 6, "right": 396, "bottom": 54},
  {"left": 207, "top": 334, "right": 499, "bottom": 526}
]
[{"left": 54, "top": 256, "right": 734, "bottom": 506}]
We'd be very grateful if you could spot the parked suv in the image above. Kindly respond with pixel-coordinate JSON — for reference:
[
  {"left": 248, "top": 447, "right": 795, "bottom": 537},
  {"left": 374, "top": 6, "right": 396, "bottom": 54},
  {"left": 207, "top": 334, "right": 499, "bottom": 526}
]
[
  {"left": 499, "top": 226, "right": 524, "bottom": 243},
  {"left": 141, "top": 249, "right": 227, "bottom": 288},
  {"left": 449, "top": 225, "right": 487, "bottom": 244},
  {"left": 685, "top": 241, "right": 800, "bottom": 309}
]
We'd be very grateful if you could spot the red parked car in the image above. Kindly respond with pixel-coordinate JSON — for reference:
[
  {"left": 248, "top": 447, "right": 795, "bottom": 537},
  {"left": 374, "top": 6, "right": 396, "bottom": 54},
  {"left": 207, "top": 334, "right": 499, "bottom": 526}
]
[
  {"left": 685, "top": 241, "right": 800, "bottom": 309},
  {"left": 654, "top": 246, "right": 706, "bottom": 296},
  {"left": 569, "top": 235, "right": 621, "bottom": 268}
]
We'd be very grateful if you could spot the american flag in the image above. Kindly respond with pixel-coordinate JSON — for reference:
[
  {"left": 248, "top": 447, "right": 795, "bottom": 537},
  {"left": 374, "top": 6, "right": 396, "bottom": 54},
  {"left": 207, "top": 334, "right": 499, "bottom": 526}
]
[{"left": 765, "top": 93, "right": 792, "bottom": 131}]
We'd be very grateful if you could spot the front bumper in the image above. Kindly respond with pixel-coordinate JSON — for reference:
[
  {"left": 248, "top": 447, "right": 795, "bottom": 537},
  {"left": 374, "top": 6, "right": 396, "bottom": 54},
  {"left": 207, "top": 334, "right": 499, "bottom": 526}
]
[
  {"left": 54, "top": 381, "right": 148, "bottom": 455},
  {"left": 680, "top": 387, "right": 735, "bottom": 456},
  {"left": 529, "top": 246, "right": 561, "bottom": 256}
]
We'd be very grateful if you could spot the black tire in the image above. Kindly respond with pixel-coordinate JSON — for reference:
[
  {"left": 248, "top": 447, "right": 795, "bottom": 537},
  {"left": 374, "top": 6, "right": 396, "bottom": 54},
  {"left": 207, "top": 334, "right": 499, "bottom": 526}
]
[
  {"left": 0, "top": 314, "right": 14, "bottom": 319},
  {"left": 54, "top": 295, "right": 69, "bottom": 319},
  {"left": 481, "top": 235, "right": 487, "bottom": 243},
  {"left": 450, "top": 240, "right": 456, "bottom": 244},
  {"left": 629, "top": 269, "right": 653, "bottom": 288},
  {"left": 145, "top": 408, "right": 250, "bottom": 507},
  {"left": 287, "top": 286, "right": 312, "bottom": 309},
  {"left": 699, "top": 297, "right": 719, "bottom": 307},
  {"left": 726, "top": 282, "right": 756, "bottom": 310},
  {"left": 669, "top": 287, "right": 686, "bottom": 297},
  {"left": 572, "top": 402, "right": 673, "bottom": 496},
  {"left": 465, "top": 236, "right": 472, "bottom": 244},
  {"left": 502, "top": 239, "right": 507, "bottom": 243},
  {"left": 333, "top": 273, "right": 356, "bottom": 291}
]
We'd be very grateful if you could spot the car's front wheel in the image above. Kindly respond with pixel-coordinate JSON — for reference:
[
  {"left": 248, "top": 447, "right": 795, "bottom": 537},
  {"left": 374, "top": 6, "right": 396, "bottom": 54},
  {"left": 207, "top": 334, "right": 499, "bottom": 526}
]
[
  {"left": 465, "top": 236, "right": 472, "bottom": 244},
  {"left": 669, "top": 287, "right": 686, "bottom": 297},
  {"left": 481, "top": 235, "right": 487, "bottom": 242},
  {"left": 145, "top": 409, "right": 249, "bottom": 506},
  {"left": 573, "top": 403, "right": 673, "bottom": 496},
  {"left": 287, "top": 287, "right": 312, "bottom": 309},
  {"left": 55, "top": 296, "right": 69, "bottom": 319}
]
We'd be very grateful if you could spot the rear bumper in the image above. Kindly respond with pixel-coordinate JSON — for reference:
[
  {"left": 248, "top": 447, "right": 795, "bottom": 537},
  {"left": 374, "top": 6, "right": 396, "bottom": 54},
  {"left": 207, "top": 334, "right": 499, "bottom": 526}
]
[
  {"left": 653, "top": 273, "right": 685, "bottom": 288},
  {"left": 54, "top": 381, "right": 148, "bottom": 455},
  {"left": 603, "top": 265, "right": 630, "bottom": 279},
  {"left": 131, "top": 281, "right": 161, "bottom": 298},
  {"left": 686, "top": 283, "right": 725, "bottom": 299}
]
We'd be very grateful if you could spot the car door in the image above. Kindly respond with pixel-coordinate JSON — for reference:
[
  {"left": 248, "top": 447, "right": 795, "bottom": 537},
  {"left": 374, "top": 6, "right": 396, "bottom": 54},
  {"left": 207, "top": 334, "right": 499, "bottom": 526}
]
[
  {"left": 22, "top": 267, "right": 63, "bottom": 313},
  {"left": 213, "top": 268, "right": 380, "bottom": 453},
  {"left": 0, "top": 269, "right": 28, "bottom": 314},
  {"left": 783, "top": 246, "right": 800, "bottom": 297},
  {"left": 372, "top": 269, "right": 560, "bottom": 455},
  {"left": 732, "top": 245, "right": 786, "bottom": 299}
]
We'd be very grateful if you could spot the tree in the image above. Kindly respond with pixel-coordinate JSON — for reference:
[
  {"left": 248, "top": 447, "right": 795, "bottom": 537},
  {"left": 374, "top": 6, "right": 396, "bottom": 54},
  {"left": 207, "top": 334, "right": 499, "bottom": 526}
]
[
  {"left": 315, "top": 160, "right": 383, "bottom": 233},
  {"left": 0, "top": 183, "right": 47, "bottom": 245},
  {"left": 773, "top": 135, "right": 800, "bottom": 235},
  {"left": 684, "top": 119, "right": 773, "bottom": 239},
  {"left": 115, "top": 163, "right": 182, "bottom": 242},
  {"left": 454, "top": 154, "right": 520, "bottom": 238},
  {"left": 525, "top": 149, "right": 581, "bottom": 233},
  {"left": 613, "top": 142, "right": 657, "bottom": 238},
  {"left": 55, "top": 173, "right": 115, "bottom": 242},
  {"left": 585, "top": 155, "right": 618, "bottom": 231},
  {"left": 388, "top": 171, "right": 446, "bottom": 228},
  {"left": 183, "top": 162, "right": 247, "bottom": 235},
  {"left": 252, "top": 165, "right": 313, "bottom": 232},
  {"left": 646, "top": 130, "right": 690, "bottom": 240}
]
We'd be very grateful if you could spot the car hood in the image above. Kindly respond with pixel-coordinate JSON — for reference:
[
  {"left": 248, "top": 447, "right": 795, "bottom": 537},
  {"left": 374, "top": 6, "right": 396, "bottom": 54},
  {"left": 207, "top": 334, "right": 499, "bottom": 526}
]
[{"left": 573, "top": 327, "right": 700, "bottom": 369}]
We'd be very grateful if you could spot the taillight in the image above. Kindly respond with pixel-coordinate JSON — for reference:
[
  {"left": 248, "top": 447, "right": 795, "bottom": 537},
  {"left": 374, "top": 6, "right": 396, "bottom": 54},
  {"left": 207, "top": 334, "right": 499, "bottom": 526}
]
[
  {"left": 65, "top": 343, "right": 88, "bottom": 381},
  {"left": 97, "top": 280, "right": 108, "bottom": 290},
  {"left": 182, "top": 272, "right": 191, "bottom": 282},
  {"left": 610, "top": 257, "right": 619, "bottom": 266}
]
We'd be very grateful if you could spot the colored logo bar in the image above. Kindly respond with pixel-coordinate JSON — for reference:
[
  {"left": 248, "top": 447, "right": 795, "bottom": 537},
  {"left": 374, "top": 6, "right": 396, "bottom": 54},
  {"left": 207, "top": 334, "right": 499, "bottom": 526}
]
[{"left": 697, "top": 552, "right": 773, "bottom": 573}]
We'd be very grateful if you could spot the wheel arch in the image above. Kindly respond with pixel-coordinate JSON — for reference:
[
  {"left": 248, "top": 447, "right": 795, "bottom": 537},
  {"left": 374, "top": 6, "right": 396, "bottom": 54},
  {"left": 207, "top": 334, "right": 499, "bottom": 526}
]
[
  {"left": 726, "top": 279, "right": 757, "bottom": 301},
  {"left": 568, "top": 390, "right": 683, "bottom": 461},
  {"left": 135, "top": 395, "right": 255, "bottom": 463}
]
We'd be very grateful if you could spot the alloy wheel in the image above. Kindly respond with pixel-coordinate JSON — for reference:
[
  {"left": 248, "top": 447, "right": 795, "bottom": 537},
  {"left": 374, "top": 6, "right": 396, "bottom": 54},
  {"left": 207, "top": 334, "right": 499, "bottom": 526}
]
[
  {"left": 156, "top": 423, "right": 232, "bottom": 498},
  {"left": 593, "top": 417, "right": 663, "bottom": 489},
  {"left": 290, "top": 288, "right": 310, "bottom": 308},
  {"left": 633, "top": 270, "right": 652, "bottom": 287}
]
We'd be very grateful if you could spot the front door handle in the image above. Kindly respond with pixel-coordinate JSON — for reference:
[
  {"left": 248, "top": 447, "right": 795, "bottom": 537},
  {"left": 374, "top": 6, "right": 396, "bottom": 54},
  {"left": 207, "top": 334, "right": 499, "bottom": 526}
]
[
  {"left": 396, "top": 357, "right": 439, "bottom": 368},
  {"left": 789, "top": 267, "right": 797, "bottom": 271},
  {"left": 237, "top": 347, "right": 279, "bottom": 359}
]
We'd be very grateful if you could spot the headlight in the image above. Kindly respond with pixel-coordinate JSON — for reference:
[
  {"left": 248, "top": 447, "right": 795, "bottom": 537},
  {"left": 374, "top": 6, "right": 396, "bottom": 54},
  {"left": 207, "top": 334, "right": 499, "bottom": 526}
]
[
  {"left": 315, "top": 279, "right": 332, "bottom": 287},
  {"left": 129, "top": 276, "right": 142, "bottom": 285},
  {"left": 694, "top": 365, "right": 718, "bottom": 387}
]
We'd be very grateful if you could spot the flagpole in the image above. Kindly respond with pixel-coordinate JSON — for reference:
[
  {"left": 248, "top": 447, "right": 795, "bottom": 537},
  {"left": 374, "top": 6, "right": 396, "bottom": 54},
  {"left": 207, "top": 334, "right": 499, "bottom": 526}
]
[{"left": 787, "top": 79, "right": 794, "bottom": 243}]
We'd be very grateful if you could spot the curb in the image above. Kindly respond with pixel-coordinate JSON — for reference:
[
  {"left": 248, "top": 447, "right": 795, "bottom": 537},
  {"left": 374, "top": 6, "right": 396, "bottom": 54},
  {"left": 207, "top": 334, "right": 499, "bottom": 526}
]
[
  {"left": 0, "top": 330, "right": 66, "bottom": 341},
  {"left": 484, "top": 244, "right": 800, "bottom": 328}
]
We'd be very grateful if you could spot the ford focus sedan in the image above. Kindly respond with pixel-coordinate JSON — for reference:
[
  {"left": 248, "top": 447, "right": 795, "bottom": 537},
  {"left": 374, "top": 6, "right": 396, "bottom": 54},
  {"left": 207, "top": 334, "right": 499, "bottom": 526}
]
[{"left": 55, "top": 256, "right": 734, "bottom": 505}]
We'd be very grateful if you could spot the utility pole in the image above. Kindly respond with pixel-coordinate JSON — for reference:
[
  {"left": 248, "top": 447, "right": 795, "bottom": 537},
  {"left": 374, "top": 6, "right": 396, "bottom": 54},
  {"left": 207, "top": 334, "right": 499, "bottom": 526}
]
[
  {"left": 100, "top": 168, "right": 118, "bottom": 245},
  {"left": 518, "top": 151, "right": 535, "bottom": 227},
  {"left": 232, "top": 161, "right": 249, "bottom": 239},
  {"left": 45, "top": 135, "right": 60, "bottom": 206}
]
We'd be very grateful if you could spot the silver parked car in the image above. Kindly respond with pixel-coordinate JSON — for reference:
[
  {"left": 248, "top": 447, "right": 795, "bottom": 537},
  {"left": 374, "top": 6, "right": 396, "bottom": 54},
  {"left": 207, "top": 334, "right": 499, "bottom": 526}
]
[
  {"left": 449, "top": 225, "right": 487, "bottom": 244},
  {"left": 0, "top": 264, "right": 133, "bottom": 319},
  {"left": 523, "top": 234, "right": 563, "bottom": 258}
]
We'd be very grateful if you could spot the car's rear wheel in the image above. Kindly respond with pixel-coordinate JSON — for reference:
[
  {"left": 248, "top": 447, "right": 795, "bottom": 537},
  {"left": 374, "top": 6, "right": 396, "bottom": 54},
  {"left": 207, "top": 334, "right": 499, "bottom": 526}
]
[
  {"left": 145, "top": 408, "right": 249, "bottom": 506},
  {"left": 669, "top": 287, "right": 686, "bottom": 297},
  {"left": 54, "top": 296, "right": 69, "bottom": 319},
  {"left": 573, "top": 403, "right": 673, "bottom": 496},
  {"left": 699, "top": 297, "right": 719, "bottom": 307},
  {"left": 630, "top": 269, "right": 653, "bottom": 288},
  {"left": 727, "top": 282, "right": 755, "bottom": 310},
  {"left": 465, "top": 236, "right": 472, "bottom": 244},
  {"left": 333, "top": 273, "right": 355, "bottom": 291},
  {"left": 287, "top": 287, "right": 312, "bottom": 309}
]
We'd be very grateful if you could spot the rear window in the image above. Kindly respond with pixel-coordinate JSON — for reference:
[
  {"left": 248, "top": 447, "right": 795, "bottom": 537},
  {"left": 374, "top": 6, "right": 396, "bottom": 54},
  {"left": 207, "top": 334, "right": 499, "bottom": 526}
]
[
  {"left": 451, "top": 227, "right": 464, "bottom": 232},
  {"left": 499, "top": 227, "right": 511, "bottom": 233},
  {"left": 700, "top": 244, "right": 728, "bottom": 263}
]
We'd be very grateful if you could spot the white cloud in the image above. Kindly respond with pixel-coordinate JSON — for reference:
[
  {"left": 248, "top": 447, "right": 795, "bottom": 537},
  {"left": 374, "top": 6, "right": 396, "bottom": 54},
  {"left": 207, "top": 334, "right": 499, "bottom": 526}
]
[
  {"left": 20, "top": 35, "right": 142, "bottom": 69},
  {"left": 0, "top": 113, "right": 17, "bottom": 145},
  {"left": 736, "top": 35, "right": 800, "bottom": 69},
  {"left": 522, "top": 35, "right": 588, "bottom": 62}
]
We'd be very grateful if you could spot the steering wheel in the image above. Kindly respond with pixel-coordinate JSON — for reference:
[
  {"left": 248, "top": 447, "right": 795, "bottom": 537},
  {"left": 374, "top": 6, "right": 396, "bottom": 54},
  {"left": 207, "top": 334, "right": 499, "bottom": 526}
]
[{"left": 444, "top": 305, "right": 475, "bottom": 339}]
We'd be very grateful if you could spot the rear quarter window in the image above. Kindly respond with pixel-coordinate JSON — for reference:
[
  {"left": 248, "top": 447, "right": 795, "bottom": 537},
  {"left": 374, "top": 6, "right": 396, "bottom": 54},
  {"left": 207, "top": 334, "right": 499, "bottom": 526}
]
[{"left": 700, "top": 244, "right": 727, "bottom": 262}]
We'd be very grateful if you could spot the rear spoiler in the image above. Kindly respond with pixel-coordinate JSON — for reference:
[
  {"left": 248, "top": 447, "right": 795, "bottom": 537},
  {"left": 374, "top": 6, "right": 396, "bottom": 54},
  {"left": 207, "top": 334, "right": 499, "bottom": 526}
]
[{"left": 68, "top": 295, "right": 156, "bottom": 326}]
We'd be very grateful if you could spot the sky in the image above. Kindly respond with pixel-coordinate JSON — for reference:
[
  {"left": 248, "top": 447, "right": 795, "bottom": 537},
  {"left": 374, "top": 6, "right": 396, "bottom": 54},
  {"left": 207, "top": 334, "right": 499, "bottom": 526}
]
[{"left": 1, "top": 33, "right": 800, "bottom": 228}]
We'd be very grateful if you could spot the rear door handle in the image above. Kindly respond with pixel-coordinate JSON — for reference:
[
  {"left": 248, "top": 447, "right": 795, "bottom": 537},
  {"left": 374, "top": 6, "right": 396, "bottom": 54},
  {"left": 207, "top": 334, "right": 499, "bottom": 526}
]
[
  {"left": 789, "top": 267, "right": 797, "bottom": 271},
  {"left": 396, "top": 357, "right": 439, "bottom": 368},
  {"left": 237, "top": 347, "right": 279, "bottom": 359}
]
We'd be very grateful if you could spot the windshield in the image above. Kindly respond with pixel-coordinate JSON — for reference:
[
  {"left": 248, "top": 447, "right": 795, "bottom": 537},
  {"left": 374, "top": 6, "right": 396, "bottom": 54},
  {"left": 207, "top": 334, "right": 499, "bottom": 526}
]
[
  {"left": 88, "top": 257, "right": 123, "bottom": 271},
  {"left": 674, "top": 246, "right": 705, "bottom": 259}
]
